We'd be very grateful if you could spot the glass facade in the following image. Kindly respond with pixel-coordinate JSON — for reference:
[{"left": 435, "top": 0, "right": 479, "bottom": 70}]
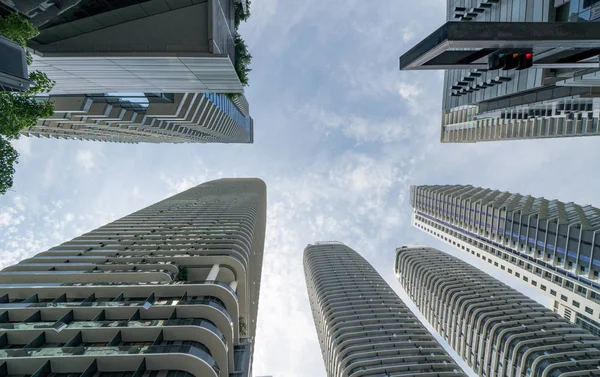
[
  {"left": 205, "top": 93, "right": 253, "bottom": 135},
  {"left": 38, "top": 0, "right": 156, "bottom": 29},
  {"left": 433, "top": 0, "right": 600, "bottom": 143}
]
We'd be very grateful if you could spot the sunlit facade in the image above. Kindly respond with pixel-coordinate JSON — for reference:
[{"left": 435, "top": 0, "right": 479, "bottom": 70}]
[
  {"left": 0, "top": 178, "right": 266, "bottom": 377},
  {"left": 411, "top": 184, "right": 600, "bottom": 336},
  {"left": 304, "top": 241, "right": 467, "bottom": 377},
  {"left": 22, "top": 93, "right": 253, "bottom": 144},
  {"left": 396, "top": 245, "right": 600, "bottom": 377}
]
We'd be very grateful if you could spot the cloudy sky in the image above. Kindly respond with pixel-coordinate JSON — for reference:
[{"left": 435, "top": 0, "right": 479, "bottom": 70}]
[{"left": 3, "top": 0, "right": 600, "bottom": 376}]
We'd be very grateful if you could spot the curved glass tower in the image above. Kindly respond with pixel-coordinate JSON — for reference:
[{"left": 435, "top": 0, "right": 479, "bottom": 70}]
[
  {"left": 396, "top": 245, "right": 600, "bottom": 377},
  {"left": 0, "top": 178, "right": 266, "bottom": 377},
  {"left": 303, "top": 241, "right": 467, "bottom": 377}
]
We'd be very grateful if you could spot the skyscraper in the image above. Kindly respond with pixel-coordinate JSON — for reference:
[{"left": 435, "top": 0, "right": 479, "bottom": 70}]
[
  {"left": 0, "top": 178, "right": 266, "bottom": 377},
  {"left": 411, "top": 184, "right": 600, "bottom": 335},
  {"left": 22, "top": 93, "right": 253, "bottom": 143},
  {"left": 399, "top": 0, "right": 600, "bottom": 143},
  {"left": 303, "top": 241, "right": 467, "bottom": 377},
  {"left": 395, "top": 245, "right": 600, "bottom": 377},
  {"left": 15, "top": 0, "right": 246, "bottom": 94},
  {"left": 1, "top": 0, "right": 254, "bottom": 144}
]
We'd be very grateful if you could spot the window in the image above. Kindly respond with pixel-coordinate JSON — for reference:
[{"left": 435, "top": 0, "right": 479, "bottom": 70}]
[
  {"left": 523, "top": 276, "right": 529, "bottom": 282},
  {"left": 508, "top": 269, "right": 513, "bottom": 274},
  {"left": 541, "top": 285, "right": 547, "bottom": 291},
  {"left": 532, "top": 280, "right": 537, "bottom": 287},
  {"left": 561, "top": 295, "right": 568, "bottom": 302},
  {"left": 494, "top": 262, "right": 498, "bottom": 267},
  {"left": 550, "top": 290, "right": 557, "bottom": 296},
  {"left": 554, "top": 276, "right": 563, "bottom": 284},
  {"left": 586, "top": 307, "right": 594, "bottom": 315},
  {"left": 501, "top": 265, "right": 506, "bottom": 270},
  {"left": 573, "top": 301, "right": 580, "bottom": 308}
]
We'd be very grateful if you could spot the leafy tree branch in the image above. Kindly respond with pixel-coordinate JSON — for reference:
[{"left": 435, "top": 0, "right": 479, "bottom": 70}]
[
  {"left": 0, "top": 13, "right": 56, "bottom": 195},
  {"left": 232, "top": 1, "right": 252, "bottom": 88}
]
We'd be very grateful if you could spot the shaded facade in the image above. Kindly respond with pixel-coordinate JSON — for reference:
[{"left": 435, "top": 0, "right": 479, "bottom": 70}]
[
  {"left": 1, "top": 0, "right": 255, "bottom": 145},
  {"left": 19, "top": 0, "right": 245, "bottom": 94},
  {"left": 399, "top": 0, "right": 600, "bottom": 143},
  {"left": 0, "top": 35, "right": 31, "bottom": 92},
  {"left": 0, "top": 178, "right": 266, "bottom": 377},
  {"left": 411, "top": 184, "right": 600, "bottom": 336},
  {"left": 303, "top": 241, "right": 467, "bottom": 377},
  {"left": 395, "top": 245, "right": 600, "bottom": 377},
  {"left": 22, "top": 93, "right": 253, "bottom": 143}
]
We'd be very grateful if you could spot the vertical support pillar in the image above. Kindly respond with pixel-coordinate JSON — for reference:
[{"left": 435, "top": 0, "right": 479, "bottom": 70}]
[{"left": 207, "top": 264, "right": 220, "bottom": 281}]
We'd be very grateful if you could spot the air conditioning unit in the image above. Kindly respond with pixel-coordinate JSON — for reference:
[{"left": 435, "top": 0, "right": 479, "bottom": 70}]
[{"left": 0, "top": 35, "right": 32, "bottom": 92}]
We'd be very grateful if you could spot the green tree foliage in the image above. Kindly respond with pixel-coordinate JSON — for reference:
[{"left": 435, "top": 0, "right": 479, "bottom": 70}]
[
  {"left": 27, "top": 70, "right": 56, "bottom": 94},
  {"left": 0, "top": 13, "right": 39, "bottom": 65},
  {"left": 239, "top": 316, "right": 247, "bottom": 337},
  {"left": 0, "top": 13, "right": 56, "bottom": 195},
  {"left": 234, "top": 0, "right": 251, "bottom": 29},
  {"left": 234, "top": 32, "right": 252, "bottom": 87},
  {"left": 232, "top": 1, "right": 252, "bottom": 88},
  {"left": 175, "top": 266, "right": 189, "bottom": 281},
  {"left": 0, "top": 13, "right": 38, "bottom": 47},
  {"left": 0, "top": 137, "right": 18, "bottom": 195},
  {"left": 0, "top": 93, "right": 54, "bottom": 139}
]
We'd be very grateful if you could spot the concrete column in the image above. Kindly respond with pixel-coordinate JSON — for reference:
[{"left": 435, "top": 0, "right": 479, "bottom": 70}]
[
  {"left": 229, "top": 280, "right": 238, "bottom": 292},
  {"left": 207, "top": 264, "right": 220, "bottom": 281}
]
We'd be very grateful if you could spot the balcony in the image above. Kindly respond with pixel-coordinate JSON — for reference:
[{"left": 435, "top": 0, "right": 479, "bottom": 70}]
[
  {"left": 0, "top": 344, "right": 220, "bottom": 376},
  {"left": 0, "top": 318, "right": 227, "bottom": 347}
]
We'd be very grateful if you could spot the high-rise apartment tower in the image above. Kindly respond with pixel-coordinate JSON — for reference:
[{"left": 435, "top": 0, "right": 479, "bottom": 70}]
[
  {"left": 22, "top": 93, "right": 253, "bottom": 144},
  {"left": 396, "top": 245, "right": 600, "bottom": 377},
  {"left": 0, "top": 178, "right": 266, "bottom": 377},
  {"left": 411, "top": 184, "right": 600, "bottom": 335},
  {"left": 303, "top": 241, "right": 467, "bottom": 377},
  {"left": 399, "top": 0, "right": 600, "bottom": 143},
  {"left": 0, "top": 0, "right": 254, "bottom": 144}
]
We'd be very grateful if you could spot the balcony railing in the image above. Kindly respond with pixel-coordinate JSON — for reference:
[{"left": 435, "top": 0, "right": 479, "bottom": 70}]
[
  {"left": 0, "top": 319, "right": 227, "bottom": 346},
  {"left": 0, "top": 344, "right": 220, "bottom": 375},
  {"left": 0, "top": 297, "right": 233, "bottom": 324}
]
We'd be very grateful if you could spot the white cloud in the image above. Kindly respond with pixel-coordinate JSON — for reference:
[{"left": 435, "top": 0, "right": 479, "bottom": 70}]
[
  {"left": 0, "top": 209, "right": 23, "bottom": 227},
  {"left": 3, "top": 1, "right": 600, "bottom": 377},
  {"left": 305, "top": 105, "right": 412, "bottom": 144},
  {"left": 402, "top": 26, "right": 415, "bottom": 43},
  {"left": 11, "top": 137, "right": 32, "bottom": 157},
  {"left": 398, "top": 82, "right": 424, "bottom": 113},
  {"left": 76, "top": 149, "right": 95, "bottom": 171}
]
